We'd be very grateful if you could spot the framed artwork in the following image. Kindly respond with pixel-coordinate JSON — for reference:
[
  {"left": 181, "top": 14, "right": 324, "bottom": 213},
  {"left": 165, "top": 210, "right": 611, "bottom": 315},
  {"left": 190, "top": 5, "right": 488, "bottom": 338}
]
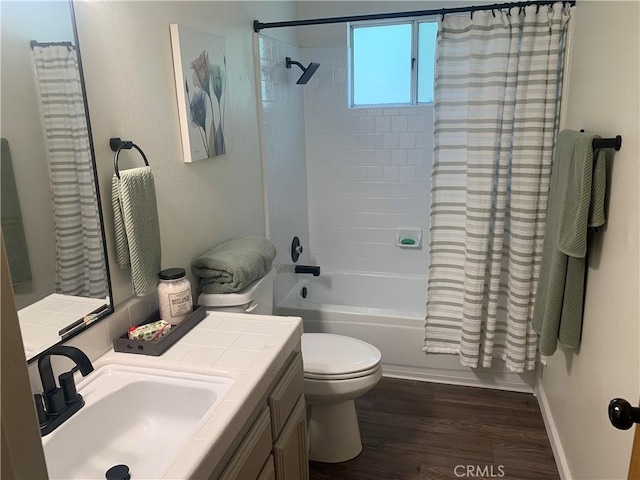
[{"left": 170, "top": 24, "right": 227, "bottom": 162}]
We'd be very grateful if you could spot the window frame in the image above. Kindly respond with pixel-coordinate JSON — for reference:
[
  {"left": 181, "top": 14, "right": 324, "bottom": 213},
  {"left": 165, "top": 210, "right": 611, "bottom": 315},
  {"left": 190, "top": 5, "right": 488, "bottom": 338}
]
[{"left": 348, "top": 17, "right": 437, "bottom": 108}]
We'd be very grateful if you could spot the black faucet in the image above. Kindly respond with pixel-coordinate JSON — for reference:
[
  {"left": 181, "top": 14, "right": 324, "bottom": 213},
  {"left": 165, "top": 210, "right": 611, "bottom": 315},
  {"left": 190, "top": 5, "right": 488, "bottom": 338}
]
[
  {"left": 34, "top": 345, "right": 94, "bottom": 436},
  {"left": 295, "top": 265, "right": 320, "bottom": 276}
]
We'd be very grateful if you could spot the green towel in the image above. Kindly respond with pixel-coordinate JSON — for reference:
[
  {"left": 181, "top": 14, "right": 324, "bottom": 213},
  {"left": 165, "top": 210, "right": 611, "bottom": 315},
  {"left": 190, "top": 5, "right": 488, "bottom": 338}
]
[
  {"left": 112, "top": 167, "right": 161, "bottom": 296},
  {"left": 533, "top": 130, "right": 607, "bottom": 355},
  {"left": 558, "top": 132, "right": 607, "bottom": 257},
  {"left": 192, "top": 236, "right": 276, "bottom": 294},
  {"left": 0, "top": 138, "right": 32, "bottom": 286}
]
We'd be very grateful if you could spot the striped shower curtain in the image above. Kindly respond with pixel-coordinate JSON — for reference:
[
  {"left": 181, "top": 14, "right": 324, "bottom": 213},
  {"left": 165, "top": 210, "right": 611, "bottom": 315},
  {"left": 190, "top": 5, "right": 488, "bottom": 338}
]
[
  {"left": 32, "top": 44, "right": 107, "bottom": 299},
  {"left": 423, "top": 3, "right": 571, "bottom": 372}
]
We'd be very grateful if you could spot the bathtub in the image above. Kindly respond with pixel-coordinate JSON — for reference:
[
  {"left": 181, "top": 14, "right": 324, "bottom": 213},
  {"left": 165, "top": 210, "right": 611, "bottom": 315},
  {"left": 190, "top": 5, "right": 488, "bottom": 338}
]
[{"left": 277, "top": 270, "right": 535, "bottom": 392}]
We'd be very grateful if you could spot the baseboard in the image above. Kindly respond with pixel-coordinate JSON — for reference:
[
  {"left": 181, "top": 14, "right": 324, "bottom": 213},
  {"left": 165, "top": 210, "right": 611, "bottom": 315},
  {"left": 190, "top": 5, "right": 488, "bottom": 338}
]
[
  {"left": 535, "top": 383, "right": 572, "bottom": 480},
  {"left": 382, "top": 364, "right": 535, "bottom": 394}
]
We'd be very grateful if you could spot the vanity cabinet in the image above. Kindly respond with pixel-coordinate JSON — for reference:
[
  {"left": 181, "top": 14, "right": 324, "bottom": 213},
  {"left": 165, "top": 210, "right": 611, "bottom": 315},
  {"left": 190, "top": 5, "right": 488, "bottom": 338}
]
[
  {"left": 273, "top": 397, "right": 308, "bottom": 480},
  {"left": 214, "top": 348, "right": 308, "bottom": 480},
  {"left": 257, "top": 456, "right": 276, "bottom": 480},
  {"left": 218, "top": 408, "right": 273, "bottom": 480}
]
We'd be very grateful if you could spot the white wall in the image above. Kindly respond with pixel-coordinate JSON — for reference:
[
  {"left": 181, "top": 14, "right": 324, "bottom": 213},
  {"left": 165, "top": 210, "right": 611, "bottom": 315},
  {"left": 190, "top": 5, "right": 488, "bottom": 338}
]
[
  {"left": 73, "top": 1, "right": 299, "bottom": 306},
  {"left": 257, "top": 34, "right": 311, "bottom": 305},
  {"left": 296, "top": 1, "right": 479, "bottom": 276},
  {"left": 304, "top": 46, "right": 432, "bottom": 275},
  {"left": 539, "top": 2, "right": 640, "bottom": 479},
  {"left": 26, "top": 1, "right": 300, "bottom": 390},
  {"left": 0, "top": 1, "right": 74, "bottom": 309}
]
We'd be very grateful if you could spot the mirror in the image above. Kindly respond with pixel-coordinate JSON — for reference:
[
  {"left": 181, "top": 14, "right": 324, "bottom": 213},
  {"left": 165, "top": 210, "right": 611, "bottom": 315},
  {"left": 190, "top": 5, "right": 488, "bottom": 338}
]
[{"left": 1, "top": 1, "right": 113, "bottom": 361}]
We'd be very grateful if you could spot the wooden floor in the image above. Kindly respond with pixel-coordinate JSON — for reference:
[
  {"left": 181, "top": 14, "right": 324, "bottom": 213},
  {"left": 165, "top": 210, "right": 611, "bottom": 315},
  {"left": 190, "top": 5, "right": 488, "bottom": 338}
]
[{"left": 309, "top": 378, "right": 558, "bottom": 480}]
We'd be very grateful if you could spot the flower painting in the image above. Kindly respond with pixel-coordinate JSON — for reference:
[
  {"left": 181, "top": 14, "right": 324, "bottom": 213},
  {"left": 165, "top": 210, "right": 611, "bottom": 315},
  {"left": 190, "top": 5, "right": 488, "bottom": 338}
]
[{"left": 170, "top": 25, "right": 227, "bottom": 162}]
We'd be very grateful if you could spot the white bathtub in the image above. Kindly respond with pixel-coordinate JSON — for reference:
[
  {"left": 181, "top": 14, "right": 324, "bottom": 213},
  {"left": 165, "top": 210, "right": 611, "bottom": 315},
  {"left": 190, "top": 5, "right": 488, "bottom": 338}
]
[{"left": 277, "top": 270, "right": 534, "bottom": 392}]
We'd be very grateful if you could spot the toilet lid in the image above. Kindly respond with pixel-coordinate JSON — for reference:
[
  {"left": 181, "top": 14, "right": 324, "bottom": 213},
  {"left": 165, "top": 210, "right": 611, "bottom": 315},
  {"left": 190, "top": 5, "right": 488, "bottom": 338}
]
[{"left": 301, "top": 333, "right": 382, "bottom": 377}]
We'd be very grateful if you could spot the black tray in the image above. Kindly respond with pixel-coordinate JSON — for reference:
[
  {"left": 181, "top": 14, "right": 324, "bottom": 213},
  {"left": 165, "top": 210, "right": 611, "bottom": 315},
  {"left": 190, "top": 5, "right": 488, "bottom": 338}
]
[{"left": 113, "top": 305, "right": 206, "bottom": 356}]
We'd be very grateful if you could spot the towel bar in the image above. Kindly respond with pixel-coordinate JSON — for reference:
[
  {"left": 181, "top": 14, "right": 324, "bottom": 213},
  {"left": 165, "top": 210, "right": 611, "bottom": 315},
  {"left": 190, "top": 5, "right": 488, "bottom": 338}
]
[
  {"left": 592, "top": 135, "right": 622, "bottom": 151},
  {"left": 579, "top": 130, "right": 622, "bottom": 151},
  {"left": 110, "top": 137, "right": 149, "bottom": 179}
]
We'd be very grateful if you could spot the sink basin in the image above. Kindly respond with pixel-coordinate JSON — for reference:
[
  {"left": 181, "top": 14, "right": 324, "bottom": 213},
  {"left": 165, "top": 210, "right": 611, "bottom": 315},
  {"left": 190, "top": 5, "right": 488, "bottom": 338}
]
[{"left": 42, "top": 364, "right": 233, "bottom": 479}]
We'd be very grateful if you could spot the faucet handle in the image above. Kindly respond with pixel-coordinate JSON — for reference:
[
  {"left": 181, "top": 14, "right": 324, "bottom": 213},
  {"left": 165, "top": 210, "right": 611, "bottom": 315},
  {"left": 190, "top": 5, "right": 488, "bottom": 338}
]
[
  {"left": 59, "top": 372, "right": 79, "bottom": 403},
  {"left": 43, "top": 388, "right": 66, "bottom": 415},
  {"left": 33, "top": 394, "right": 47, "bottom": 426}
]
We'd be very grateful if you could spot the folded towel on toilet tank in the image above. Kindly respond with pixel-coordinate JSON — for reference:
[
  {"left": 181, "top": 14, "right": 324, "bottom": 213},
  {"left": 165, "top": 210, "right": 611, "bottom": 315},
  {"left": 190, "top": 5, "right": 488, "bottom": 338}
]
[{"left": 191, "top": 236, "right": 276, "bottom": 294}]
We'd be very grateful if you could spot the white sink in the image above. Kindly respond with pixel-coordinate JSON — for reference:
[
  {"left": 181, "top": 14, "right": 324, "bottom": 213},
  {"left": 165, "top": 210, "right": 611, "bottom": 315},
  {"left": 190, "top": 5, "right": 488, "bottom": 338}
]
[{"left": 42, "top": 364, "right": 233, "bottom": 480}]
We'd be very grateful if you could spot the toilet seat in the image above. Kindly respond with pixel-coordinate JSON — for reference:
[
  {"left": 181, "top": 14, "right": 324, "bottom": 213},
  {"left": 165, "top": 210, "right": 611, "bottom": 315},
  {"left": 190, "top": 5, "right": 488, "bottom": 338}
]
[
  {"left": 301, "top": 333, "right": 382, "bottom": 380},
  {"left": 304, "top": 363, "right": 381, "bottom": 381}
]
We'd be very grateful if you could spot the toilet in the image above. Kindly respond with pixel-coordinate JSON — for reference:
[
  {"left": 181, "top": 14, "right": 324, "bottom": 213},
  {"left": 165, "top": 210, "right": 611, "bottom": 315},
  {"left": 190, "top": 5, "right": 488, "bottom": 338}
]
[
  {"left": 301, "top": 333, "right": 381, "bottom": 463},
  {"left": 198, "top": 270, "right": 382, "bottom": 463}
]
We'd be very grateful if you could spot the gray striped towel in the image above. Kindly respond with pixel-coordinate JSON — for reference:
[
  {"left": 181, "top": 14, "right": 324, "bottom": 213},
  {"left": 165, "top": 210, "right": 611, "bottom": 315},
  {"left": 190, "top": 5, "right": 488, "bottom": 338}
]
[{"left": 112, "top": 167, "right": 161, "bottom": 296}]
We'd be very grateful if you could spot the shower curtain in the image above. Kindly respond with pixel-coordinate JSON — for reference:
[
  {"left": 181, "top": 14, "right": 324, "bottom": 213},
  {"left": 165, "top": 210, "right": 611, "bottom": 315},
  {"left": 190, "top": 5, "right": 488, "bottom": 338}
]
[
  {"left": 423, "top": 3, "right": 571, "bottom": 372},
  {"left": 32, "top": 44, "right": 107, "bottom": 299}
]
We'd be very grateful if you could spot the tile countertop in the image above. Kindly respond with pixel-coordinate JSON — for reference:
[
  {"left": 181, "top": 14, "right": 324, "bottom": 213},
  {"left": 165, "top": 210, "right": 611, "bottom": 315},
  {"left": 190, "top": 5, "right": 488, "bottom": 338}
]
[
  {"left": 20, "top": 293, "right": 106, "bottom": 358},
  {"left": 93, "top": 311, "right": 303, "bottom": 479}
]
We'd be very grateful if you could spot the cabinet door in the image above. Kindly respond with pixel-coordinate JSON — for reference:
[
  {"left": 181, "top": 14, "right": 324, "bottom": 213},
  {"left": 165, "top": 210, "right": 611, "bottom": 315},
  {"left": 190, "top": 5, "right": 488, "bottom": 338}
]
[
  {"left": 257, "top": 456, "right": 276, "bottom": 480},
  {"left": 273, "top": 395, "right": 309, "bottom": 480},
  {"left": 218, "top": 408, "right": 273, "bottom": 480},
  {"left": 269, "top": 352, "right": 304, "bottom": 440}
]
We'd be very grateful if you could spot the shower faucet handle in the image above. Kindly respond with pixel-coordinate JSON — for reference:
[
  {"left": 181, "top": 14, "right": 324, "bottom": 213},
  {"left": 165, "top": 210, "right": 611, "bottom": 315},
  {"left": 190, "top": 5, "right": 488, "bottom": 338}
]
[{"left": 291, "top": 236, "right": 303, "bottom": 262}]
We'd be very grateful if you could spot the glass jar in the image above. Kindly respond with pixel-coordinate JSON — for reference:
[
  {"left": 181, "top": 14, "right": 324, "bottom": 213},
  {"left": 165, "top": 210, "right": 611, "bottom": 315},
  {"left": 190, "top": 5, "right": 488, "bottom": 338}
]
[{"left": 158, "top": 268, "right": 193, "bottom": 325}]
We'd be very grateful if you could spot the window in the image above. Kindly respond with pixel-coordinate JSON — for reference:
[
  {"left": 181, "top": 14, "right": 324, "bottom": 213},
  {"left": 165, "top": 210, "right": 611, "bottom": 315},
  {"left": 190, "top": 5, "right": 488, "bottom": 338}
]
[{"left": 349, "top": 20, "right": 438, "bottom": 107}]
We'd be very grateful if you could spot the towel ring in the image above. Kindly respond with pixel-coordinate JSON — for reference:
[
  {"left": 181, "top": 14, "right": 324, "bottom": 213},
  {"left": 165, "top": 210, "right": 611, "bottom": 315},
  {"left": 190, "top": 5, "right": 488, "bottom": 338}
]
[{"left": 110, "top": 137, "right": 149, "bottom": 179}]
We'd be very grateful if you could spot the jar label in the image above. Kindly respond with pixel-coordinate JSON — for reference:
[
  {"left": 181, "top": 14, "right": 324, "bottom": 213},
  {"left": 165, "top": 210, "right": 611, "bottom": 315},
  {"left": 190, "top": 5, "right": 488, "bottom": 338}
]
[{"left": 168, "top": 290, "right": 192, "bottom": 318}]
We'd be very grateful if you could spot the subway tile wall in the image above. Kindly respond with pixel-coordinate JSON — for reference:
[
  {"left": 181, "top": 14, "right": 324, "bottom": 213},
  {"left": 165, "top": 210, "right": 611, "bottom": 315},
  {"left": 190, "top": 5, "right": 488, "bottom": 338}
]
[
  {"left": 258, "top": 36, "right": 311, "bottom": 304},
  {"left": 302, "top": 47, "right": 433, "bottom": 275}
]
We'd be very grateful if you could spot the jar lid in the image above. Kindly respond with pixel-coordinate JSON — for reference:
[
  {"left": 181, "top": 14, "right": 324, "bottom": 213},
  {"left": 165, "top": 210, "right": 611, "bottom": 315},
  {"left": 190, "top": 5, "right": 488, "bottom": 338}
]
[{"left": 159, "top": 268, "right": 186, "bottom": 280}]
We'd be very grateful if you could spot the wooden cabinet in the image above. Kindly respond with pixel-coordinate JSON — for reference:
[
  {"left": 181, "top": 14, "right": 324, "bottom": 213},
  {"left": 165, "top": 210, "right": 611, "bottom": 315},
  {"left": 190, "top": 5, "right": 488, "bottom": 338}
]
[
  {"left": 219, "top": 408, "right": 273, "bottom": 480},
  {"left": 257, "top": 456, "right": 275, "bottom": 480},
  {"left": 268, "top": 352, "right": 304, "bottom": 440},
  {"left": 216, "top": 347, "right": 308, "bottom": 480},
  {"left": 273, "top": 396, "right": 308, "bottom": 480}
]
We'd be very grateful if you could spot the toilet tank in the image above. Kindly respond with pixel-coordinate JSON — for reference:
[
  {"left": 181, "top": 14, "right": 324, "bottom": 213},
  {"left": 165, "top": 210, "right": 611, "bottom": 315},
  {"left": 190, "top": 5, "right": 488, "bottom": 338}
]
[{"left": 197, "top": 269, "right": 275, "bottom": 315}]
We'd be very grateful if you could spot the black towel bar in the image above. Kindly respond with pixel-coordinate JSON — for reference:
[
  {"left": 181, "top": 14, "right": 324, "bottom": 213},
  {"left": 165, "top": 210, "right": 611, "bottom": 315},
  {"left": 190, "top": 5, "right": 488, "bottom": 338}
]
[
  {"left": 110, "top": 137, "right": 149, "bottom": 179},
  {"left": 592, "top": 135, "right": 622, "bottom": 151},
  {"left": 580, "top": 130, "right": 623, "bottom": 151}
]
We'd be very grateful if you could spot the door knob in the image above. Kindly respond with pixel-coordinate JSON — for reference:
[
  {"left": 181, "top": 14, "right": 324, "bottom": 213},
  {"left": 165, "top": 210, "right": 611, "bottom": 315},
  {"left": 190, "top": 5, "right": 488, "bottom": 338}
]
[{"left": 608, "top": 398, "right": 640, "bottom": 430}]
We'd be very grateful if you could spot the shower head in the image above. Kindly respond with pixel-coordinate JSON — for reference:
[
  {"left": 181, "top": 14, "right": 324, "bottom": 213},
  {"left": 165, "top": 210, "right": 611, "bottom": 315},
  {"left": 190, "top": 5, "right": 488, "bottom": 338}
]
[{"left": 285, "top": 57, "right": 320, "bottom": 85}]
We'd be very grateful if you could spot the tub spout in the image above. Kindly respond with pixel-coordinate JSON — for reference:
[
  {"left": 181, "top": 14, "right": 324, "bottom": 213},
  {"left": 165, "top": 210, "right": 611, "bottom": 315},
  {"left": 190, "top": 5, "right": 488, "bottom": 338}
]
[{"left": 295, "top": 265, "right": 320, "bottom": 276}]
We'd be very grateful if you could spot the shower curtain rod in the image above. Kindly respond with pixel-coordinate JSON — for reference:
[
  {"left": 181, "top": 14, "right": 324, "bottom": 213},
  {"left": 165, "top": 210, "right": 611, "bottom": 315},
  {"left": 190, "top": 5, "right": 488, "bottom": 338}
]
[{"left": 253, "top": 0, "right": 576, "bottom": 32}]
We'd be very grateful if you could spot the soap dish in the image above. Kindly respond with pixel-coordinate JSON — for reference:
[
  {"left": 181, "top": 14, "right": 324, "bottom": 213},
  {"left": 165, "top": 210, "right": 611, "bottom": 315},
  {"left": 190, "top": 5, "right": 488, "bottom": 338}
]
[
  {"left": 113, "top": 305, "right": 206, "bottom": 356},
  {"left": 396, "top": 227, "right": 422, "bottom": 249}
]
